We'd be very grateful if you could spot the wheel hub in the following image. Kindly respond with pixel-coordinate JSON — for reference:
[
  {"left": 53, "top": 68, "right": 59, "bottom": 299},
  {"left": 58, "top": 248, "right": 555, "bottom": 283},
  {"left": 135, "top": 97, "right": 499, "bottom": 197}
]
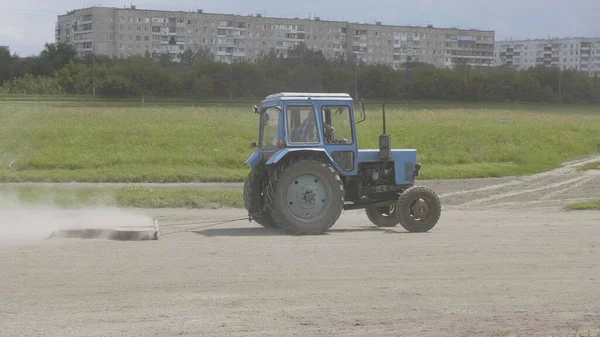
[
  {"left": 286, "top": 174, "right": 327, "bottom": 219},
  {"left": 299, "top": 189, "right": 317, "bottom": 207},
  {"left": 410, "top": 198, "right": 431, "bottom": 220}
]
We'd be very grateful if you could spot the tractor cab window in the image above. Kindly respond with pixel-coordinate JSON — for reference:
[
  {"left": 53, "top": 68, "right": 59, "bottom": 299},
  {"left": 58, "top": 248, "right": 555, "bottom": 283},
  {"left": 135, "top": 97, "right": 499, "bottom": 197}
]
[
  {"left": 260, "top": 107, "right": 280, "bottom": 149},
  {"left": 287, "top": 106, "right": 320, "bottom": 144},
  {"left": 321, "top": 105, "right": 354, "bottom": 145}
]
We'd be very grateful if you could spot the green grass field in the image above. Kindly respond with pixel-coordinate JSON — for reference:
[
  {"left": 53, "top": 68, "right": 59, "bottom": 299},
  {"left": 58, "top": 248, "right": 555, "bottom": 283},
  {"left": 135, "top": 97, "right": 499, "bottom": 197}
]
[
  {"left": 2, "top": 186, "right": 243, "bottom": 209},
  {"left": 1, "top": 99, "right": 600, "bottom": 183},
  {"left": 566, "top": 199, "right": 600, "bottom": 211}
]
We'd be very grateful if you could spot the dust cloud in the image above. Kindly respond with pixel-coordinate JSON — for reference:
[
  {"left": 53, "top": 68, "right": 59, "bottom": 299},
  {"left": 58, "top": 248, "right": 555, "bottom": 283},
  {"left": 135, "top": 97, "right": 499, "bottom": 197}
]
[{"left": 0, "top": 191, "right": 154, "bottom": 244}]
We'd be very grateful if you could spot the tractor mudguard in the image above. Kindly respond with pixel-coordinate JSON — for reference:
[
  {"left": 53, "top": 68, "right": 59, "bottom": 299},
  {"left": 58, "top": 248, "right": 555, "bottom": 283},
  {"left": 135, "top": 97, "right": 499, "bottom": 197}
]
[
  {"left": 265, "top": 148, "right": 334, "bottom": 166},
  {"left": 244, "top": 151, "right": 262, "bottom": 168}
]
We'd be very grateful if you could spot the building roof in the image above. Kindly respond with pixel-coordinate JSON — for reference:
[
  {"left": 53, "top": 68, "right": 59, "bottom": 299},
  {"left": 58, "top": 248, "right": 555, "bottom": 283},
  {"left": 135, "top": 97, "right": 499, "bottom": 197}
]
[
  {"left": 496, "top": 37, "right": 600, "bottom": 44},
  {"left": 57, "top": 6, "right": 494, "bottom": 33}
]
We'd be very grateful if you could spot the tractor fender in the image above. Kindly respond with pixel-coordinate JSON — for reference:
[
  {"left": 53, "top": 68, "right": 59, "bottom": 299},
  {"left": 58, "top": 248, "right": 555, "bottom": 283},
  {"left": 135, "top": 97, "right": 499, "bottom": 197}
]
[
  {"left": 244, "top": 151, "right": 262, "bottom": 168},
  {"left": 266, "top": 148, "right": 334, "bottom": 166}
]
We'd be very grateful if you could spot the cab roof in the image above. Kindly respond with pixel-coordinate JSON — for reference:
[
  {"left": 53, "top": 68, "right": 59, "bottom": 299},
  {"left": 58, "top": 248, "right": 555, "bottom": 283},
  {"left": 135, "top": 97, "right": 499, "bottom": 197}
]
[{"left": 264, "top": 92, "right": 353, "bottom": 101}]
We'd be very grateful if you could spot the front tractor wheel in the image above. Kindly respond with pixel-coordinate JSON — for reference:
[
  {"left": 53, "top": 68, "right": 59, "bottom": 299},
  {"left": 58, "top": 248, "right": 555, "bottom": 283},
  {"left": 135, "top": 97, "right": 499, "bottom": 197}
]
[
  {"left": 396, "top": 186, "right": 441, "bottom": 233},
  {"left": 265, "top": 158, "right": 344, "bottom": 235},
  {"left": 365, "top": 204, "right": 399, "bottom": 227},
  {"left": 243, "top": 168, "right": 279, "bottom": 229}
]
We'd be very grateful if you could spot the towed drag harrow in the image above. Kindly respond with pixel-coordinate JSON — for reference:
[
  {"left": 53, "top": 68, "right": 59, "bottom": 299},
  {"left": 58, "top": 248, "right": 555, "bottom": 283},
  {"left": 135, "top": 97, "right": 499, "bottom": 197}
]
[{"left": 47, "top": 218, "right": 160, "bottom": 241}]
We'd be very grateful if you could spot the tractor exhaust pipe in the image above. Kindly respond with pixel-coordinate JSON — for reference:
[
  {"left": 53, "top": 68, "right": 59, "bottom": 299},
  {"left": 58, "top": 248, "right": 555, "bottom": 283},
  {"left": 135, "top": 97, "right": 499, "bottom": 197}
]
[
  {"left": 382, "top": 99, "right": 388, "bottom": 135},
  {"left": 379, "top": 99, "right": 391, "bottom": 160}
]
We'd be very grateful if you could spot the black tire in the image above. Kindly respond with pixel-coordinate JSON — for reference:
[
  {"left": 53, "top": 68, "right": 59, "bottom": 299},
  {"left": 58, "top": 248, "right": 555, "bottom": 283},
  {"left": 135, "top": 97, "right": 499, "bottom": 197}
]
[
  {"left": 243, "top": 167, "right": 279, "bottom": 229},
  {"left": 265, "top": 158, "right": 344, "bottom": 235},
  {"left": 365, "top": 204, "right": 399, "bottom": 227},
  {"left": 396, "top": 186, "right": 441, "bottom": 233}
]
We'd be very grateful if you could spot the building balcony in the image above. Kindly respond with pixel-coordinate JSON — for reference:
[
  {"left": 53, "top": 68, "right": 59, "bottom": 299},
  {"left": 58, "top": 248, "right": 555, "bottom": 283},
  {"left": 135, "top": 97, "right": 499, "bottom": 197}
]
[
  {"left": 218, "top": 23, "right": 246, "bottom": 30},
  {"left": 74, "top": 28, "right": 92, "bottom": 33}
]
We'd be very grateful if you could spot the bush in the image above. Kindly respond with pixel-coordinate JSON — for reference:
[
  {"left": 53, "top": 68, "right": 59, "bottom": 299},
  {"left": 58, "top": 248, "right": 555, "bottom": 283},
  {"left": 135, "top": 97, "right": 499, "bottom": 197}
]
[{"left": 0, "top": 73, "right": 64, "bottom": 95}]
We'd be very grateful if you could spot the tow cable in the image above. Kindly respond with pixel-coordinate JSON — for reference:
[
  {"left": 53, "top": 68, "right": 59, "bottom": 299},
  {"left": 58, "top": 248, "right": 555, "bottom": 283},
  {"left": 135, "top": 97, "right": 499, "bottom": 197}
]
[{"left": 159, "top": 217, "right": 248, "bottom": 237}]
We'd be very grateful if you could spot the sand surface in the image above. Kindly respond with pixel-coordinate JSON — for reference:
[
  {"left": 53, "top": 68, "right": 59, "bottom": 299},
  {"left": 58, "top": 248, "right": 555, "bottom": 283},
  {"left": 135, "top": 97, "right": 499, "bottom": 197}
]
[{"left": 1, "top": 157, "right": 599, "bottom": 337}]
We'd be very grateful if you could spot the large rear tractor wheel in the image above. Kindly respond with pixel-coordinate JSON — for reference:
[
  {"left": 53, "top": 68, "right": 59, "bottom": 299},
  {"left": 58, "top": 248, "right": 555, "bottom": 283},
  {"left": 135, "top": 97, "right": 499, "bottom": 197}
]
[
  {"left": 265, "top": 158, "right": 344, "bottom": 235},
  {"left": 365, "top": 204, "right": 400, "bottom": 227},
  {"left": 243, "top": 167, "right": 279, "bottom": 229},
  {"left": 396, "top": 186, "right": 441, "bottom": 233}
]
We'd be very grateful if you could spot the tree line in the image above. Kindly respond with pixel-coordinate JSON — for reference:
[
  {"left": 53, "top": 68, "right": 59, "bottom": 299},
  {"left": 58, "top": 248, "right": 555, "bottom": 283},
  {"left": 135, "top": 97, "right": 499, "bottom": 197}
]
[{"left": 1, "top": 42, "right": 599, "bottom": 103}]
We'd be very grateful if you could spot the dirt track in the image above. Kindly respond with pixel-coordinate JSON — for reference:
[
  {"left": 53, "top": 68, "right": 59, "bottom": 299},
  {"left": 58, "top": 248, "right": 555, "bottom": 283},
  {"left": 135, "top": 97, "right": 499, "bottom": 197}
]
[{"left": 1, "top": 157, "right": 599, "bottom": 337}]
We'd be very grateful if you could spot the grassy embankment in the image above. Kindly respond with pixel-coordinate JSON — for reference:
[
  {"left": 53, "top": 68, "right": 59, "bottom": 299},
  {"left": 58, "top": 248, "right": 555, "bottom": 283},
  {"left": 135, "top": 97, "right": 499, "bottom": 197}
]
[
  {"left": 566, "top": 200, "right": 600, "bottom": 211},
  {"left": 1, "top": 98, "right": 599, "bottom": 208},
  {"left": 2, "top": 100, "right": 600, "bottom": 183}
]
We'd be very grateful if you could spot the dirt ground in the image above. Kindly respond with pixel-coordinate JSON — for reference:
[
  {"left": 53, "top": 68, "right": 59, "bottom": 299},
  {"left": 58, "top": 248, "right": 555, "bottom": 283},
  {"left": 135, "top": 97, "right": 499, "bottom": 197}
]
[{"left": 1, "top": 157, "right": 599, "bottom": 337}]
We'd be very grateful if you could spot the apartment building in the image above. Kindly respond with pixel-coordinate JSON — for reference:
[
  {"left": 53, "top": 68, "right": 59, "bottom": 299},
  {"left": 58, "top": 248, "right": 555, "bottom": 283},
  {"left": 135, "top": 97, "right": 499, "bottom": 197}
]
[
  {"left": 495, "top": 38, "right": 600, "bottom": 76},
  {"left": 55, "top": 5, "right": 495, "bottom": 69}
]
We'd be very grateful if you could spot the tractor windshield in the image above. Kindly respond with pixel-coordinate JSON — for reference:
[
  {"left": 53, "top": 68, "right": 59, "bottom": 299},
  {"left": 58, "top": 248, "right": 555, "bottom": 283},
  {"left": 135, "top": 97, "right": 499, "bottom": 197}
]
[{"left": 259, "top": 107, "right": 280, "bottom": 149}]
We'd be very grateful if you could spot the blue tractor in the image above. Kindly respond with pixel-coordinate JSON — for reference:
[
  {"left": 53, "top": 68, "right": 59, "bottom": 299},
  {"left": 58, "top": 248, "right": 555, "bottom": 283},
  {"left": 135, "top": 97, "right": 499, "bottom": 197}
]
[{"left": 243, "top": 92, "right": 441, "bottom": 235}]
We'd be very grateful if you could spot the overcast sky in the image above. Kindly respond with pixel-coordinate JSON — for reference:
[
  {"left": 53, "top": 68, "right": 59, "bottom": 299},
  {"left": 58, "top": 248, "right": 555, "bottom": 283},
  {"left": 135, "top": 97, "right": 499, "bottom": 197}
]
[{"left": 2, "top": 0, "right": 600, "bottom": 56}]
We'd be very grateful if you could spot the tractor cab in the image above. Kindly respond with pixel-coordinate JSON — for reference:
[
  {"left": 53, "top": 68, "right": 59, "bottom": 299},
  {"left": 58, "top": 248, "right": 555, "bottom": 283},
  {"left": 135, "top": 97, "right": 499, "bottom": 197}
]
[{"left": 248, "top": 92, "right": 365, "bottom": 175}]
